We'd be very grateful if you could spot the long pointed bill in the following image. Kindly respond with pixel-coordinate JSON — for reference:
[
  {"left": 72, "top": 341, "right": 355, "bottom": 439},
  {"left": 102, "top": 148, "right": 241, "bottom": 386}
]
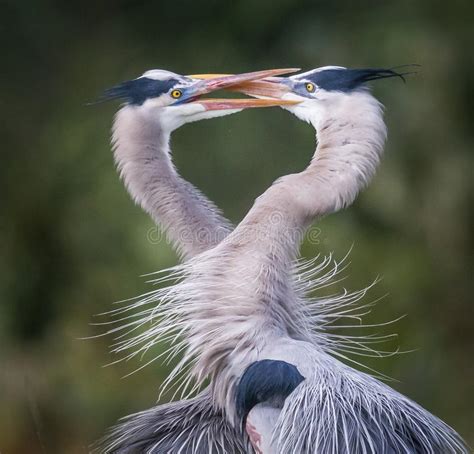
[
  {"left": 228, "top": 78, "right": 292, "bottom": 99},
  {"left": 189, "top": 68, "right": 296, "bottom": 94},
  {"left": 187, "top": 69, "right": 299, "bottom": 110},
  {"left": 195, "top": 97, "right": 298, "bottom": 111}
]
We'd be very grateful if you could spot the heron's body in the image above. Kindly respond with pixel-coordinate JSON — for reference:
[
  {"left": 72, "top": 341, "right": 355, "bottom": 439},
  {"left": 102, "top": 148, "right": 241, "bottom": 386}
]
[{"left": 97, "top": 67, "right": 468, "bottom": 453}]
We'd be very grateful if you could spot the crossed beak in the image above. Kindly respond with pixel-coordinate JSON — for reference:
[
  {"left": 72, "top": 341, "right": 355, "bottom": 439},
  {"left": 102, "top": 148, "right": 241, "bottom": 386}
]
[{"left": 187, "top": 69, "right": 297, "bottom": 110}]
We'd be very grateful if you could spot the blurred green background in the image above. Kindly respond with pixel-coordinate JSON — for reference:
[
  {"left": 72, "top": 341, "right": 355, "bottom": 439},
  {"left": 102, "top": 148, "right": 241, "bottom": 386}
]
[{"left": 1, "top": 0, "right": 473, "bottom": 452}]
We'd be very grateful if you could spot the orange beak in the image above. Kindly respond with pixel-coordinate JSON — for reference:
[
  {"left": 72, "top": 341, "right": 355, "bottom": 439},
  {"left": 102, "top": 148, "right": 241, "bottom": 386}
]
[{"left": 187, "top": 69, "right": 298, "bottom": 110}]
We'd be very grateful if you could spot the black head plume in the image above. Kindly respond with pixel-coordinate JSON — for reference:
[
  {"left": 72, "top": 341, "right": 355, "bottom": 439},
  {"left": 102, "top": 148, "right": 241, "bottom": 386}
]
[
  {"left": 88, "top": 77, "right": 179, "bottom": 106},
  {"left": 305, "top": 65, "right": 419, "bottom": 92}
]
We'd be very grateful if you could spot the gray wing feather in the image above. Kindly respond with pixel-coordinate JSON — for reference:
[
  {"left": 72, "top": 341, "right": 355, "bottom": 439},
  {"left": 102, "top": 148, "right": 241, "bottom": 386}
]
[
  {"left": 96, "top": 390, "right": 250, "bottom": 454},
  {"left": 274, "top": 377, "right": 469, "bottom": 454}
]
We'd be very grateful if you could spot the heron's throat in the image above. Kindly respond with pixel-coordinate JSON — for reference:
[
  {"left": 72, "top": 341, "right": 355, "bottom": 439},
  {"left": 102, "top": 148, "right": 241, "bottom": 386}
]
[
  {"left": 112, "top": 105, "right": 231, "bottom": 259},
  {"left": 287, "top": 92, "right": 387, "bottom": 219}
]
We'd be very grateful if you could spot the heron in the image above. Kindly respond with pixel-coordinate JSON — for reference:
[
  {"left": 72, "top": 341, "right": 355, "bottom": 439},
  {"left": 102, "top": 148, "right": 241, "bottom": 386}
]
[
  {"left": 94, "top": 67, "right": 298, "bottom": 453},
  {"left": 97, "top": 67, "right": 468, "bottom": 453}
]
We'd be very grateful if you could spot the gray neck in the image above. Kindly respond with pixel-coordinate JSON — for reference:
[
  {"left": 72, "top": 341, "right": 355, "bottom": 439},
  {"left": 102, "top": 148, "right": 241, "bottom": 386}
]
[
  {"left": 112, "top": 105, "right": 232, "bottom": 260},
  {"left": 235, "top": 91, "right": 387, "bottom": 252}
]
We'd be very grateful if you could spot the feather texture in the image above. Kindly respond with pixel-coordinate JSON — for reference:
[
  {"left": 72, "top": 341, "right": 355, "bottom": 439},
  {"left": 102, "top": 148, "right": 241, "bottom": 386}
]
[
  {"left": 97, "top": 390, "right": 251, "bottom": 453},
  {"left": 275, "top": 361, "right": 467, "bottom": 453}
]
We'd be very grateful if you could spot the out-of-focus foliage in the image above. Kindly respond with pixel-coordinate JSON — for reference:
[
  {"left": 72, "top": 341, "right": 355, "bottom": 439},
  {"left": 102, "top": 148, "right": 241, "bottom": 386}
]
[{"left": 1, "top": 0, "right": 472, "bottom": 451}]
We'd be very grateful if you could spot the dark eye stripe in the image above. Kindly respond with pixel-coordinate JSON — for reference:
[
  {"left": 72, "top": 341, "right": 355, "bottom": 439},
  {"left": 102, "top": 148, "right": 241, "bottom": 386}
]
[
  {"left": 304, "top": 68, "right": 403, "bottom": 92},
  {"left": 100, "top": 77, "right": 180, "bottom": 105}
]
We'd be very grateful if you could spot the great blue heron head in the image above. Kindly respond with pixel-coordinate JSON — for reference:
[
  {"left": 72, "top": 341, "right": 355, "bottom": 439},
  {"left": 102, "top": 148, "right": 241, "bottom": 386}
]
[
  {"left": 95, "top": 68, "right": 300, "bottom": 131},
  {"left": 232, "top": 66, "right": 408, "bottom": 124}
]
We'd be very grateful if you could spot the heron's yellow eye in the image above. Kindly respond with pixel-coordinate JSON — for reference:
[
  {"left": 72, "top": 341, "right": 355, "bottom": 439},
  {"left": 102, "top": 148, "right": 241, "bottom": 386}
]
[
  {"left": 171, "top": 89, "right": 182, "bottom": 99},
  {"left": 306, "top": 82, "right": 315, "bottom": 93}
]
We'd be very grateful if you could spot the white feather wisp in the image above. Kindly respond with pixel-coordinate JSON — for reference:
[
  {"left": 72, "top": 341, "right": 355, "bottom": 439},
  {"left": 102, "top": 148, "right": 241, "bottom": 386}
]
[{"left": 99, "top": 248, "right": 396, "bottom": 401}]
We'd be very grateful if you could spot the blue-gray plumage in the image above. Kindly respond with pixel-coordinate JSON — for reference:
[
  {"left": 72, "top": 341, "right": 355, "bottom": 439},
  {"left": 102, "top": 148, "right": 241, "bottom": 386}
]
[{"left": 97, "top": 390, "right": 249, "bottom": 454}]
